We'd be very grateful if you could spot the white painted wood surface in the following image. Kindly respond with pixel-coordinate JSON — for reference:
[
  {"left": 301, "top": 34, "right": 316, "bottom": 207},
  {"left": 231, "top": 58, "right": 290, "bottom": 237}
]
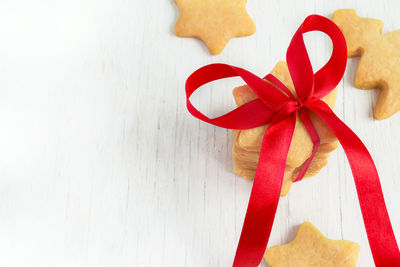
[{"left": 0, "top": 0, "right": 399, "bottom": 266}]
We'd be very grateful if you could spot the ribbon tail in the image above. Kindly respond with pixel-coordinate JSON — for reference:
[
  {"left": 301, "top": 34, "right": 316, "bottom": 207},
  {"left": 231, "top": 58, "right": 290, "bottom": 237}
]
[
  {"left": 233, "top": 113, "right": 297, "bottom": 267},
  {"left": 307, "top": 100, "right": 400, "bottom": 267},
  {"left": 294, "top": 109, "right": 321, "bottom": 182}
]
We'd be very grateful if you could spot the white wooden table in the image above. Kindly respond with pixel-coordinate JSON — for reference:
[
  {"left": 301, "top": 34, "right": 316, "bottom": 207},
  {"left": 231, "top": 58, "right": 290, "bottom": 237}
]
[{"left": 0, "top": 0, "right": 399, "bottom": 266}]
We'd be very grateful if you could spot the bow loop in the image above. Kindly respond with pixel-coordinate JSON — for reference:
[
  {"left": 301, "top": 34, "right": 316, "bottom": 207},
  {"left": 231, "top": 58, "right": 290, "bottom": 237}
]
[
  {"left": 186, "top": 64, "right": 297, "bottom": 130},
  {"left": 303, "top": 16, "right": 348, "bottom": 99},
  {"left": 286, "top": 15, "right": 347, "bottom": 101}
]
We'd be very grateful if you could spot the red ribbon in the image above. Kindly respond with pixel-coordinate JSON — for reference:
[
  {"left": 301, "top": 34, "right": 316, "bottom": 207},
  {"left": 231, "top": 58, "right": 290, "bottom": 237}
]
[{"left": 185, "top": 15, "right": 400, "bottom": 267}]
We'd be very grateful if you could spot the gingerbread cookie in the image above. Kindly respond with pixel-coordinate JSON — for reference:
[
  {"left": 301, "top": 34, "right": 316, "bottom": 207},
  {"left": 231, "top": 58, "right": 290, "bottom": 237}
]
[
  {"left": 174, "top": 0, "right": 255, "bottom": 55},
  {"left": 264, "top": 222, "right": 360, "bottom": 267},
  {"left": 232, "top": 62, "right": 338, "bottom": 196},
  {"left": 333, "top": 9, "right": 400, "bottom": 119}
]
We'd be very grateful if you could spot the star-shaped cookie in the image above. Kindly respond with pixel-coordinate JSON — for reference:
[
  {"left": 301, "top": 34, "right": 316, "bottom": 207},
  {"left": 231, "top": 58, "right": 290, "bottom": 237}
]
[
  {"left": 264, "top": 222, "right": 360, "bottom": 267},
  {"left": 174, "top": 0, "right": 256, "bottom": 55},
  {"left": 333, "top": 9, "right": 400, "bottom": 119}
]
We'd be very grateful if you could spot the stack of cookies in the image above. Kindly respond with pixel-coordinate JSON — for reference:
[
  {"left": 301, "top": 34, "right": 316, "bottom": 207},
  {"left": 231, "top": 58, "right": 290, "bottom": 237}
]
[{"left": 232, "top": 62, "right": 339, "bottom": 196}]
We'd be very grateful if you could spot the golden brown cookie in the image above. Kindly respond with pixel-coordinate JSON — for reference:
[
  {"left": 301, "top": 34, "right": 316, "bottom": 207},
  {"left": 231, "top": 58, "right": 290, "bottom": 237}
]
[
  {"left": 232, "top": 61, "right": 338, "bottom": 196},
  {"left": 174, "top": 0, "right": 255, "bottom": 55},
  {"left": 264, "top": 222, "right": 360, "bottom": 267},
  {"left": 333, "top": 9, "right": 400, "bottom": 119}
]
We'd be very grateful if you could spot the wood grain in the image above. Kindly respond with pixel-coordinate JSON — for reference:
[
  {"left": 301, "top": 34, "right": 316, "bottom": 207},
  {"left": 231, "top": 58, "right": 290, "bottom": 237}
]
[{"left": 0, "top": 0, "right": 399, "bottom": 266}]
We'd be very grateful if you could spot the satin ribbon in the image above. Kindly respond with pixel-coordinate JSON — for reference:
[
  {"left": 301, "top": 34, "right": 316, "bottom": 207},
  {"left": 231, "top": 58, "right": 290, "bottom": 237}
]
[{"left": 185, "top": 15, "right": 400, "bottom": 267}]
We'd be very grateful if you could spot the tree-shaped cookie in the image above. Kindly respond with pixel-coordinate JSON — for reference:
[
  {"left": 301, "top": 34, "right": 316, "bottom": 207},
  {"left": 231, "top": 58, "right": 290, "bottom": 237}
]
[
  {"left": 232, "top": 62, "right": 338, "bottom": 196},
  {"left": 333, "top": 9, "right": 400, "bottom": 119}
]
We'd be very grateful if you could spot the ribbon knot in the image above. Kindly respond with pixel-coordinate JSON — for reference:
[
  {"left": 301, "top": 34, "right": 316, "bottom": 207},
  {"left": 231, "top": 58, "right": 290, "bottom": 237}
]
[
  {"left": 185, "top": 14, "right": 400, "bottom": 267},
  {"left": 296, "top": 99, "right": 304, "bottom": 109}
]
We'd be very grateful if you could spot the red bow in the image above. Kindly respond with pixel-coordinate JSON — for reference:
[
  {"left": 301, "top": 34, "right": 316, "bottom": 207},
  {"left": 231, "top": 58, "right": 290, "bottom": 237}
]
[{"left": 185, "top": 15, "right": 400, "bottom": 267}]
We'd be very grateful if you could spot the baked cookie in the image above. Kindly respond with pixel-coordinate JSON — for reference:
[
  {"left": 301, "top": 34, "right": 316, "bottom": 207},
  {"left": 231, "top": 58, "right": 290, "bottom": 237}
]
[
  {"left": 232, "top": 61, "right": 338, "bottom": 196},
  {"left": 333, "top": 9, "right": 400, "bottom": 119},
  {"left": 264, "top": 222, "right": 360, "bottom": 267},
  {"left": 174, "top": 0, "right": 255, "bottom": 55}
]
